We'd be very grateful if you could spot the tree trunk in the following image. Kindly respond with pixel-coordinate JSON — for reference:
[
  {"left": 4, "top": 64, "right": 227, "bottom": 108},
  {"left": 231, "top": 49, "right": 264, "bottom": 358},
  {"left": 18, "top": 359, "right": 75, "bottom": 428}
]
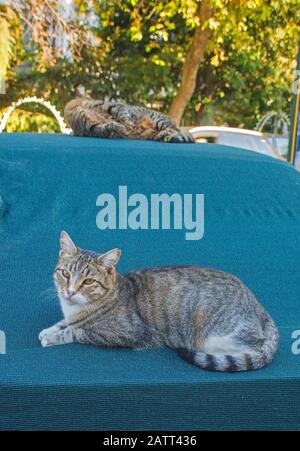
[{"left": 168, "top": 0, "right": 213, "bottom": 126}]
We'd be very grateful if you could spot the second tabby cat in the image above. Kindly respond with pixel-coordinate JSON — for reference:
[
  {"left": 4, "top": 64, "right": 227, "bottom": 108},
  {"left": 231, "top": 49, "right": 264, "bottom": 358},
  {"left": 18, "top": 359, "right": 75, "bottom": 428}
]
[
  {"left": 64, "top": 96, "right": 194, "bottom": 143},
  {"left": 39, "top": 231, "right": 279, "bottom": 372}
]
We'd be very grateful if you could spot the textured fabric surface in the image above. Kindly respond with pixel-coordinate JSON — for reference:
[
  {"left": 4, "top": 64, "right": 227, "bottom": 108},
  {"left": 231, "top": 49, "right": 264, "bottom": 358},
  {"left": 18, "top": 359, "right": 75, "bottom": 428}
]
[{"left": 0, "top": 133, "right": 300, "bottom": 430}]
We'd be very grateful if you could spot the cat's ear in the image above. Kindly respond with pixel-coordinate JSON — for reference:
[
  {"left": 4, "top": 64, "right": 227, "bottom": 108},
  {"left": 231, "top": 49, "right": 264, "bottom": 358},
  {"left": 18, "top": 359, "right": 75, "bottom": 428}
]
[
  {"left": 60, "top": 231, "right": 77, "bottom": 256},
  {"left": 98, "top": 248, "right": 121, "bottom": 270}
]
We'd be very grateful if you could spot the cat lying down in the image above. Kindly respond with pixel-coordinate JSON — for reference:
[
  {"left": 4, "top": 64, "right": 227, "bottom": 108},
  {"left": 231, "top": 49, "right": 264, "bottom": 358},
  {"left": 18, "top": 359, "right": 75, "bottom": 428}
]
[
  {"left": 39, "top": 231, "right": 279, "bottom": 372},
  {"left": 64, "top": 97, "right": 195, "bottom": 143}
]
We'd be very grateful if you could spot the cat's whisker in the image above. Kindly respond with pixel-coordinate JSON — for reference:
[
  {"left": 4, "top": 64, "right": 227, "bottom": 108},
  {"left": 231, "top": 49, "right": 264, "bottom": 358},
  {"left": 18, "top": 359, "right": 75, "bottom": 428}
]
[
  {"left": 38, "top": 287, "right": 56, "bottom": 298},
  {"left": 38, "top": 287, "right": 58, "bottom": 303}
]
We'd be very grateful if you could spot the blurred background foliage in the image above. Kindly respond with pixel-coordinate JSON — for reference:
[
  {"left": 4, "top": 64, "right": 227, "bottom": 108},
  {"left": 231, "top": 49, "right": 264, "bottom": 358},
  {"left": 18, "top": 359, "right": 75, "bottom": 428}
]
[
  {"left": 4, "top": 107, "right": 60, "bottom": 132},
  {"left": 0, "top": 0, "right": 299, "bottom": 132}
]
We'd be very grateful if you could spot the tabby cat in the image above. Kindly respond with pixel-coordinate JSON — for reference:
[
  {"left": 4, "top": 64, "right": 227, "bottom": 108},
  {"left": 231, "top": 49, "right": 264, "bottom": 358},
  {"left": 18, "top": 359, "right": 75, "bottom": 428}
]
[
  {"left": 64, "top": 96, "right": 194, "bottom": 143},
  {"left": 39, "top": 231, "right": 279, "bottom": 372}
]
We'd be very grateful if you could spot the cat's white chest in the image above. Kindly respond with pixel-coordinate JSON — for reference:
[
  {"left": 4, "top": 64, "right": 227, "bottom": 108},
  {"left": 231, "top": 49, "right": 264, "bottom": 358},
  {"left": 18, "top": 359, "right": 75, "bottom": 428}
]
[{"left": 59, "top": 298, "right": 82, "bottom": 321}]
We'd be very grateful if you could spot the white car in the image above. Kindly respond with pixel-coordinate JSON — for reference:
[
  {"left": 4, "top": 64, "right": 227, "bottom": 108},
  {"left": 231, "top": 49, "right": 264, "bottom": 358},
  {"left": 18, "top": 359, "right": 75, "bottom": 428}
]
[{"left": 189, "top": 126, "right": 279, "bottom": 159}]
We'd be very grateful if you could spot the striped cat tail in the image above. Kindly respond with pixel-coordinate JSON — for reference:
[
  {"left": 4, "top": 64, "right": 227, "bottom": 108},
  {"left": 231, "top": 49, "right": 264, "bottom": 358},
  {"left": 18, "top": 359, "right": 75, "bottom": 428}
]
[
  {"left": 260, "top": 314, "right": 280, "bottom": 363},
  {"left": 177, "top": 317, "right": 279, "bottom": 372}
]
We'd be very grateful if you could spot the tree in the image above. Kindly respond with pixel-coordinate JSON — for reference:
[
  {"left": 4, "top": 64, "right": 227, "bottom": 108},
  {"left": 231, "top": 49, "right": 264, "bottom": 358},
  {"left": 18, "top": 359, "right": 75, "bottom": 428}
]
[
  {"left": 169, "top": 0, "right": 300, "bottom": 125},
  {"left": 0, "top": 4, "right": 23, "bottom": 82},
  {"left": 189, "top": 0, "right": 300, "bottom": 127},
  {"left": 168, "top": 0, "right": 213, "bottom": 124}
]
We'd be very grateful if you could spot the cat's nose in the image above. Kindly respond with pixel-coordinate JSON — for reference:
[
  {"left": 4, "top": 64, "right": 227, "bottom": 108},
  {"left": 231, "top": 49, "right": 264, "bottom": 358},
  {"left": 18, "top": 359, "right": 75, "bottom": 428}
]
[{"left": 67, "top": 288, "right": 76, "bottom": 298}]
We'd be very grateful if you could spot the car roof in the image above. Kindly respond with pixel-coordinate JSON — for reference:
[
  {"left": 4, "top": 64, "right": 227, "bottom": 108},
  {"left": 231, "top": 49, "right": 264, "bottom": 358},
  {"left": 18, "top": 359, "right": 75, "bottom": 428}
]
[{"left": 189, "top": 126, "right": 264, "bottom": 136}]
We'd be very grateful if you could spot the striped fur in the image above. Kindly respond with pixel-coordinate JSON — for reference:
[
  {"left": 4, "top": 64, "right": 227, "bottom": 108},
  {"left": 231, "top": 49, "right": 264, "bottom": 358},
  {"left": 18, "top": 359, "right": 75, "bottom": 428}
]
[
  {"left": 39, "top": 232, "right": 279, "bottom": 372},
  {"left": 177, "top": 317, "right": 279, "bottom": 372},
  {"left": 64, "top": 96, "right": 194, "bottom": 143}
]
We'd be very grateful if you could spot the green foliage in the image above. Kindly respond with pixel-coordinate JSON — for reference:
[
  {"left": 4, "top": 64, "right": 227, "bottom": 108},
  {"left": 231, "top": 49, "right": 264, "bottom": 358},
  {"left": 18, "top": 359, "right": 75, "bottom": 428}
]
[
  {"left": 0, "top": 5, "right": 24, "bottom": 80},
  {"left": 0, "top": 0, "right": 299, "bottom": 131},
  {"left": 187, "top": 0, "right": 300, "bottom": 126},
  {"left": 2, "top": 107, "right": 60, "bottom": 133},
  {"left": 0, "top": 15, "right": 12, "bottom": 79}
]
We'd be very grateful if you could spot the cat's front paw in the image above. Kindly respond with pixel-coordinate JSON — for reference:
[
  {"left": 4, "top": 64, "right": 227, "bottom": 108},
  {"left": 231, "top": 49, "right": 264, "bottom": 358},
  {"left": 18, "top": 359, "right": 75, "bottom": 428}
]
[
  {"left": 39, "top": 325, "right": 59, "bottom": 341},
  {"left": 39, "top": 328, "right": 59, "bottom": 347},
  {"left": 164, "top": 132, "right": 195, "bottom": 143}
]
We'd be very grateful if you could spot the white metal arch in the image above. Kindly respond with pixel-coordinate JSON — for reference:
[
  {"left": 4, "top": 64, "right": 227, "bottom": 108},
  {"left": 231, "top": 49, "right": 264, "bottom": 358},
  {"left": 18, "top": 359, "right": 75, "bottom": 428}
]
[
  {"left": 0, "top": 96, "right": 72, "bottom": 134},
  {"left": 256, "top": 111, "right": 290, "bottom": 135}
]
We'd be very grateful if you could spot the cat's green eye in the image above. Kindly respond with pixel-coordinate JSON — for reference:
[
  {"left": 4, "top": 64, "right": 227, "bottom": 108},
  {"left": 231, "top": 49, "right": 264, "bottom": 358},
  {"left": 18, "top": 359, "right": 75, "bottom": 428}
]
[
  {"left": 83, "top": 278, "right": 95, "bottom": 286},
  {"left": 61, "top": 269, "right": 70, "bottom": 279}
]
